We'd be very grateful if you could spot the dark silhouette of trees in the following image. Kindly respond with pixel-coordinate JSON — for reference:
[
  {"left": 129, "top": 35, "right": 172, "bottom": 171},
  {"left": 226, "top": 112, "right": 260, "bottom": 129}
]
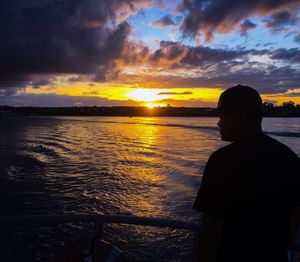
[
  {"left": 262, "top": 101, "right": 300, "bottom": 117},
  {"left": 1, "top": 101, "right": 299, "bottom": 117}
]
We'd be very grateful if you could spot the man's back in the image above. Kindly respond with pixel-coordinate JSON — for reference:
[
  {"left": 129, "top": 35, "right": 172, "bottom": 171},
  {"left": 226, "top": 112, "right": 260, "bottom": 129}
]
[{"left": 194, "top": 133, "right": 300, "bottom": 261}]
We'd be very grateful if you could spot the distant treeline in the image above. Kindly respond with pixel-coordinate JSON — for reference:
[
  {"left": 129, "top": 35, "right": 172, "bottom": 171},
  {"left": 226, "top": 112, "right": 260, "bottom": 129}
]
[
  {"left": 0, "top": 106, "right": 217, "bottom": 117},
  {"left": 262, "top": 101, "right": 300, "bottom": 117},
  {"left": 0, "top": 101, "right": 300, "bottom": 117}
]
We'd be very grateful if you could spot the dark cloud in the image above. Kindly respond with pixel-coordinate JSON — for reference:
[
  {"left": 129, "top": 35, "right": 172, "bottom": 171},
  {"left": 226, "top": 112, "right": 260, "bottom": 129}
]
[
  {"left": 270, "top": 48, "right": 300, "bottom": 63},
  {"left": 206, "top": 65, "right": 300, "bottom": 94},
  {"left": 178, "top": 0, "right": 300, "bottom": 41},
  {"left": 0, "top": 73, "right": 34, "bottom": 95},
  {"left": 240, "top": 19, "right": 256, "bottom": 36},
  {"left": 0, "top": 86, "right": 25, "bottom": 96},
  {"left": 151, "top": 41, "right": 188, "bottom": 65},
  {"left": 158, "top": 91, "right": 193, "bottom": 95},
  {"left": 149, "top": 41, "right": 300, "bottom": 72},
  {"left": 265, "top": 11, "right": 298, "bottom": 32},
  {"left": 281, "top": 91, "right": 300, "bottom": 97},
  {"left": 0, "top": 93, "right": 141, "bottom": 107},
  {"left": 124, "top": 62, "right": 300, "bottom": 95},
  {"left": 295, "top": 33, "right": 300, "bottom": 43},
  {"left": 267, "top": 11, "right": 293, "bottom": 26},
  {"left": 122, "top": 41, "right": 150, "bottom": 65},
  {"left": 264, "top": 42, "right": 276, "bottom": 47},
  {"left": 67, "top": 75, "right": 90, "bottom": 83},
  {"left": 93, "top": 63, "right": 121, "bottom": 82},
  {"left": 149, "top": 41, "right": 252, "bottom": 68},
  {"left": 30, "top": 76, "right": 54, "bottom": 89},
  {"left": 150, "top": 15, "right": 176, "bottom": 28},
  {"left": 0, "top": 0, "right": 150, "bottom": 93},
  {"left": 181, "top": 45, "right": 251, "bottom": 67},
  {"left": 120, "top": 40, "right": 300, "bottom": 95},
  {"left": 2, "top": 0, "right": 300, "bottom": 103}
]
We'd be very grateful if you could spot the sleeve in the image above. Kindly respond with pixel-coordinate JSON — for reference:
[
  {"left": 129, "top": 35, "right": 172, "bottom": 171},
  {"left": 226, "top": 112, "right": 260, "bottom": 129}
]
[{"left": 193, "top": 151, "right": 231, "bottom": 220}]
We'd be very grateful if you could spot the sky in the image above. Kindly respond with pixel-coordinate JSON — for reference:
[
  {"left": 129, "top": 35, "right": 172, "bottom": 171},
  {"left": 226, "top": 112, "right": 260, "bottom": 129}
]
[{"left": 0, "top": 0, "right": 300, "bottom": 107}]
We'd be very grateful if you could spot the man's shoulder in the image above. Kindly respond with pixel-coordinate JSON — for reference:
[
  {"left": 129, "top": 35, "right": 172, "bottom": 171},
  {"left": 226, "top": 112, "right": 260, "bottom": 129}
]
[
  {"left": 261, "top": 133, "right": 299, "bottom": 159},
  {"left": 209, "top": 143, "right": 236, "bottom": 162},
  {"left": 210, "top": 133, "right": 299, "bottom": 163}
]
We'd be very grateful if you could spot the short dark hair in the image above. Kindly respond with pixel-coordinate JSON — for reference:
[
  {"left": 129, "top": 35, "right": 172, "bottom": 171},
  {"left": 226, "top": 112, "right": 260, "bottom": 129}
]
[{"left": 218, "top": 85, "right": 263, "bottom": 122}]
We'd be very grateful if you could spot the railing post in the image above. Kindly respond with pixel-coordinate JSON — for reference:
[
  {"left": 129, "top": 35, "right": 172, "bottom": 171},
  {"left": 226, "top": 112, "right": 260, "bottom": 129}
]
[
  {"left": 193, "top": 217, "right": 201, "bottom": 262},
  {"left": 193, "top": 229, "right": 199, "bottom": 262},
  {"left": 94, "top": 222, "right": 103, "bottom": 239}
]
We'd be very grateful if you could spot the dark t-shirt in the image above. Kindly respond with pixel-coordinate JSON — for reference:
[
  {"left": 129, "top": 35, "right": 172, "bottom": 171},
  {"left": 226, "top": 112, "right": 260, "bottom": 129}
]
[{"left": 193, "top": 133, "right": 300, "bottom": 262}]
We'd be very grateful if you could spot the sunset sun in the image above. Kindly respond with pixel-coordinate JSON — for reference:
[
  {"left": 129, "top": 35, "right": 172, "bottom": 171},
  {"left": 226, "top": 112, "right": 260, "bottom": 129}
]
[
  {"left": 145, "top": 103, "right": 166, "bottom": 108},
  {"left": 127, "top": 89, "right": 169, "bottom": 102}
]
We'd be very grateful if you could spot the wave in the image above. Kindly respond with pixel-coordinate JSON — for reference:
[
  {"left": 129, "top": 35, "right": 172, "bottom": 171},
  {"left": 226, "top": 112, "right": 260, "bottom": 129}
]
[
  {"left": 114, "top": 121, "right": 300, "bottom": 138},
  {"left": 23, "top": 116, "right": 300, "bottom": 139},
  {"left": 60, "top": 117, "right": 300, "bottom": 138},
  {"left": 45, "top": 117, "right": 218, "bottom": 132},
  {"left": 266, "top": 131, "right": 300, "bottom": 138},
  {"left": 93, "top": 120, "right": 300, "bottom": 138},
  {"left": 30, "top": 145, "right": 60, "bottom": 158},
  {"left": 90, "top": 119, "right": 221, "bottom": 133},
  {"left": 26, "top": 139, "right": 71, "bottom": 154}
]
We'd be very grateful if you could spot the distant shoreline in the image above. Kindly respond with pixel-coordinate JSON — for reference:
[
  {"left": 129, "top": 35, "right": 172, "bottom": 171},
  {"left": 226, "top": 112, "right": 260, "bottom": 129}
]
[{"left": 1, "top": 104, "right": 300, "bottom": 117}]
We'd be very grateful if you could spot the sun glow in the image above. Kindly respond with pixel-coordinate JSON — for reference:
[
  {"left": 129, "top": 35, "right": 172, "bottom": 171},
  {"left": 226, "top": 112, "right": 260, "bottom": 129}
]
[
  {"left": 145, "top": 103, "right": 166, "bottom": 108},
  {"left": 127, "top": 89, "right": 169, "bottom": 102},
  {"left": 25, "top": 83, "right": 226, "bottom": 107}
]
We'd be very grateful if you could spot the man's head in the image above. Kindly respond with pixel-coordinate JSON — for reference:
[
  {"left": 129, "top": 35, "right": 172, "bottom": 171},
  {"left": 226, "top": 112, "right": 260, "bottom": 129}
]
[{"left": 217, "top": 85, "right": 263, "bottom": 142}]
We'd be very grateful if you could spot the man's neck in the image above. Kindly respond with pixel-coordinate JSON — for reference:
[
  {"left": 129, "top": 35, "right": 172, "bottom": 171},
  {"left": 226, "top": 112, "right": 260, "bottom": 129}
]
[{"left": 235, "top": 125, "right": 263, "bottom": 141}]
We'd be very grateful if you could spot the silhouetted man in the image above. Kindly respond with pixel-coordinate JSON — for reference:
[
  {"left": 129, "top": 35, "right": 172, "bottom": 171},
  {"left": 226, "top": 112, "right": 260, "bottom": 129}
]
[{"left": 193, "top": 85, "right": 300, "bottom": 262}]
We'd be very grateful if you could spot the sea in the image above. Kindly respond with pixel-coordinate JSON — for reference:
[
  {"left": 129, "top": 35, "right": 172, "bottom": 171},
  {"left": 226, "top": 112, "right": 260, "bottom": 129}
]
[{"left": 0, "top": 116, "right": 299, "bottom": 261}]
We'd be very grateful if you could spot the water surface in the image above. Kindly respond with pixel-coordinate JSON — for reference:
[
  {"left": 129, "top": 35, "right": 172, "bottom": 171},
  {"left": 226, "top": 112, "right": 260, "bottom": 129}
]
[{"left": 0, "top": 116, "right": 299, "bottom": 261}]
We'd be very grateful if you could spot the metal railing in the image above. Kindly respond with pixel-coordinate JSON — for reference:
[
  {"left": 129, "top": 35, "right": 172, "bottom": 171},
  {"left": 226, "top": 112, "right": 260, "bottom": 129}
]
[
  {"left": 0, "top": 214, "right": 200, "bottom": 261},
  {"left": 0, "top": 214, "right": 199, "bottom": 230},
  {"left": 0, "top": 214, "right": 299, "bottom": 261}
]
